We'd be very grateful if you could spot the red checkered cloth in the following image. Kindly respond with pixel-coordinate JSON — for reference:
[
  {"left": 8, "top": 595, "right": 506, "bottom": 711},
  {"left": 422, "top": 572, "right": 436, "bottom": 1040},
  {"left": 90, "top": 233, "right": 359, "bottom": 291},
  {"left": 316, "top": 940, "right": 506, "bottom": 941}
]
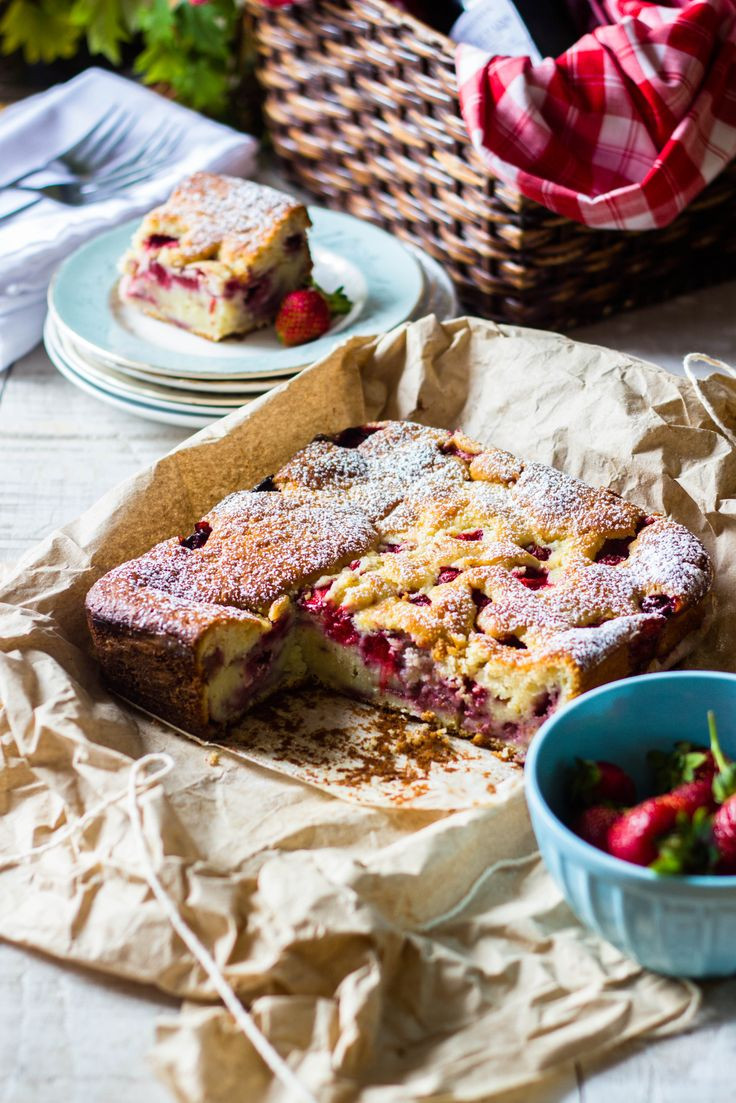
[
  {"left": 458, "top": 0, "right": 736, "bottom": 228},
  {"left": 256, "top": 0, "right": 736, "bottom": 229}
]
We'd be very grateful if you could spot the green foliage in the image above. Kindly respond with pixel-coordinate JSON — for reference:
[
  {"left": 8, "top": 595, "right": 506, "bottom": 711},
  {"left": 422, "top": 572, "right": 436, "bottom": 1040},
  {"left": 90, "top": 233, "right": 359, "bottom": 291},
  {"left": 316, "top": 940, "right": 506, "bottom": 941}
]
[
  {"left": 134, "top": 0, "right": 238, "bottom": 115},
  {"left": 68, "top": 0, "right": 132, "bottom": 65},
  {"left": 0, "top": 0, "right": 81, "bottom": 63},
  {"left": 0, "top": 0, "right": 242, "bottom": 118}
]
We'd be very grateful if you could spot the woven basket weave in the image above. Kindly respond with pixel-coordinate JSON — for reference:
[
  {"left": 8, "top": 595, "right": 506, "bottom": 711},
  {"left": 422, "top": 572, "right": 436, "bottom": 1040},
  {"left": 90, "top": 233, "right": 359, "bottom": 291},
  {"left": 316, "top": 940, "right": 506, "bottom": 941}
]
[{"left": 248, "top": 0, "right": 736, "bottom": 330}]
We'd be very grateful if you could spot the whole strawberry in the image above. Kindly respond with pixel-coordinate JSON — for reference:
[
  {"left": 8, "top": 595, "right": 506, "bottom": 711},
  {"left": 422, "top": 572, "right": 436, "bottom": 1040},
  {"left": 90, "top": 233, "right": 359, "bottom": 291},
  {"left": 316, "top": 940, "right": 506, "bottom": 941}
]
[
  {"left": 607, "top": 778, "right": 714, "bottom": 867},
  {"left": 573, "top": 805, "right": 620, "bottom": 851},
  {"left": 275, "top": 283, "right": 352, "bottom": 347},
  {"left": 607, "top": 796, "right": 680, "bottom": 866},
  {"left": 569, "top": 758, "right": 636, "bottom": 808}
]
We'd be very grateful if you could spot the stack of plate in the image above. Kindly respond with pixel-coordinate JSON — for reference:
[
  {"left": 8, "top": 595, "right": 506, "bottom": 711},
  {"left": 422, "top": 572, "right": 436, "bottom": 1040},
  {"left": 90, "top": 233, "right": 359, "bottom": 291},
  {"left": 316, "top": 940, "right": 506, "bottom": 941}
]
[{"left": 45, "top": 207, "right": 458, "bottom": 428}]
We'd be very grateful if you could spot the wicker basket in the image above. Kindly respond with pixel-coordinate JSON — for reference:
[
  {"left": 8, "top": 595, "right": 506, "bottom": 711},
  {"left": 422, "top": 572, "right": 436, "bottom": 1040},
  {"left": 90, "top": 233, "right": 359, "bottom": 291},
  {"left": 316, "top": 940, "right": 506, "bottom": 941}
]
[{"left": 248, "top": 0, "right": 736, "bottom": 330}]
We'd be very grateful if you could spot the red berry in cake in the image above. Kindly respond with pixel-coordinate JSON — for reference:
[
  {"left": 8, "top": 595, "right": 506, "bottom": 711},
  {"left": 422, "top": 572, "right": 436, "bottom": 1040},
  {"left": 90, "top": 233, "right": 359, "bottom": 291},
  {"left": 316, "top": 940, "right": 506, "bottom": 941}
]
[
  {"left": 570, "top": 758, "right": 636, "bottom": 808},
  {"left": 471, "top": 588, "right": 491, "bottom": 611},
  {"left": 252, "top": 474, "right": 277, "bottom": 492},
  {"left": 512, "top": 565, "right": 550, "bottom": 590},
  {"left": 334, "top": 425, "right": 379, "bottom": 448},
  {"left": 437, "top": 566, "right": 462, "bottom": 584},
  {"left": 595, "top": 537, "right": 633, "bottom": 565},
  {"left": 275, "top": 282, "right": 352, "bottom": 347},
  {"left": 408, "top": 593, "right": 432, "bottom": 606},
  {"left": 179, "top": 521, "right": 212, "bottom": 550},
  {"left": 640, "top": 593, "right": 677, "bottom": 617},
  {"left": 523, "top": 542, "right": 551, "bottom": 561},
  {"left": 574, "top": 805, "right": 620, "bottom": 851}
]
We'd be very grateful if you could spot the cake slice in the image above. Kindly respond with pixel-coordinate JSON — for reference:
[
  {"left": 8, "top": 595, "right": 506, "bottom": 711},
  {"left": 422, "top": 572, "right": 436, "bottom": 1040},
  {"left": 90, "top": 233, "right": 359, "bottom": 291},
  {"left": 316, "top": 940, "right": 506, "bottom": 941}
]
[
  {"left": 86, "top": 491, "right": 377, "bottom": 734},
  {"left": 86, "top": 422, "right": 714, "bottom": 758},
  {"left": 118, "top": 173, "right": 312, "bottom": 340}
]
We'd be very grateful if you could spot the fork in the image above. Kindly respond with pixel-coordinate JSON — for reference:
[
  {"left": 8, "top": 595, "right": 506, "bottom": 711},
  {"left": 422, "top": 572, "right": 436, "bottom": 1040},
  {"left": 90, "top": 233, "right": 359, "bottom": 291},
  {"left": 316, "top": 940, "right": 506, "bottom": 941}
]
[
  {"left": 3, "top": 106, "right": 136, "bottom": 190},
  {"left": 0, "top": 122, "right": 183, "bottom": 220}
]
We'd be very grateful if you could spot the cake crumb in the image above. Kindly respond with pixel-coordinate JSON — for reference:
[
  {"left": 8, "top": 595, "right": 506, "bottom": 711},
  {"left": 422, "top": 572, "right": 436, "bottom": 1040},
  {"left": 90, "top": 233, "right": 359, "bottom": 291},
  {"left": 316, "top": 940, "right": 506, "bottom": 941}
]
[{"left": 208, "top": 751, "right": 221, "bottom": 766}]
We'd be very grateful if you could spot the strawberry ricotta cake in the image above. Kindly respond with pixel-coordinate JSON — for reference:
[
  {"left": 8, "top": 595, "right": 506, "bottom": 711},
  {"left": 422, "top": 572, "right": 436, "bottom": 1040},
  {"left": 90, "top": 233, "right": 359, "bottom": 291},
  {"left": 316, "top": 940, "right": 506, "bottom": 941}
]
[
  {"left": 118, "top": 173, "right": 312, "bottom": 340},
  {"left": 86, "top": 421, "right": 714, "bottom": 759}
]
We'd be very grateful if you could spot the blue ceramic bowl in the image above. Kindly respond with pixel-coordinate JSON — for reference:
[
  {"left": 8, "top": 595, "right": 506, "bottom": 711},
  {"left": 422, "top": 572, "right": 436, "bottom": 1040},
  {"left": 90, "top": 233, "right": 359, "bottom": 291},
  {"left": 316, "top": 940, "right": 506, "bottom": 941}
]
[{"left": 525, "top": 671, "right": 736, "bottom": 977}]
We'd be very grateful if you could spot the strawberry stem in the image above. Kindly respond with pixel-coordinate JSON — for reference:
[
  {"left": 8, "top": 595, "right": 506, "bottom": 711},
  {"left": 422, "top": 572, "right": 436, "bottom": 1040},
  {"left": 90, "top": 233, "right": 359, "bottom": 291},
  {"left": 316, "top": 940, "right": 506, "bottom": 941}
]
[
  {"left": 310, "top": 280, "right": 353, "bottom": 317},
  {"left": 709, "top": 710, "right": 729, "bottom": 773},
  {"left": 708, "top": 710, "right": 736, "bottom": 804}
]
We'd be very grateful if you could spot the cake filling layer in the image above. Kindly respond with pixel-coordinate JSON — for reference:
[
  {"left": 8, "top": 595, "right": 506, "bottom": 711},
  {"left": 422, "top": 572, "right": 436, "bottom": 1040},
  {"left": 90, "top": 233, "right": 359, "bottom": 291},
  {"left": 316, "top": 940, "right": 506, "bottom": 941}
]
[
  {"left": 121, "top": 245, "right": 311, "bottom": 340},
  {"left": 294, "top": 593, "right": 570, "bottom": 753}
]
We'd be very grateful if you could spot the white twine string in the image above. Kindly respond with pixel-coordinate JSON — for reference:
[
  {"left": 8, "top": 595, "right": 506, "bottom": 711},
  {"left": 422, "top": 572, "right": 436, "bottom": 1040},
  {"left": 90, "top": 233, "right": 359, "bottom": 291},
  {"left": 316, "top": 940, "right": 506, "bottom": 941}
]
[
  {"left": 1, "top": 752, "right": 318, "bottom": 1103},
  {"left": 683, "top": 352, "right": 736, "bottom": 449}
]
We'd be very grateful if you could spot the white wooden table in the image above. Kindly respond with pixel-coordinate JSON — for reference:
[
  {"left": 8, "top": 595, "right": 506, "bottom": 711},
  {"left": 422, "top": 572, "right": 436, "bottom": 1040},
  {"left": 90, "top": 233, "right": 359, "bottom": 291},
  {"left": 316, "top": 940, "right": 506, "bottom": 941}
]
[{"left": 1, "top": 282, "right": 735, "bottom": 1102}]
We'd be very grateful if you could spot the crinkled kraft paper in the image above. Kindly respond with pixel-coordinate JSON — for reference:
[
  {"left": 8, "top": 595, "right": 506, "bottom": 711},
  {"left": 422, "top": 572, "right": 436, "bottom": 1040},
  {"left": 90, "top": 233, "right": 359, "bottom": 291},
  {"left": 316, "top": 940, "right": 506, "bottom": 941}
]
[{"left": 3, "top": 316, "right": 736, "bottom": 1102}]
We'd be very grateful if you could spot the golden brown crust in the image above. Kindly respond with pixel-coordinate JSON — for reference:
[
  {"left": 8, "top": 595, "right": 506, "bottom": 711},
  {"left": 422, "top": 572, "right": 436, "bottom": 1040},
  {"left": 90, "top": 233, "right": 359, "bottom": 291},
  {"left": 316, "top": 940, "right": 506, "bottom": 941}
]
[
  {"left": 87, "top": 606, "right": 211, "bottom": 735},
  {"left": 128, "top": 172, "right": 311, "bottom": 276},
  {"left": 86, "top": 493, "right": 377, "bottom": 629}
]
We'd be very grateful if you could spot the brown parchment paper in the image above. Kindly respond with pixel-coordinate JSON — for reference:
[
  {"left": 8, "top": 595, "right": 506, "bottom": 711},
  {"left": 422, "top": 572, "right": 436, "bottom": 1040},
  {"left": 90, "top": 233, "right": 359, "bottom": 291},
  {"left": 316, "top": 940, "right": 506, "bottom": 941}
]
[{"left": 2, "top": 315, "right": 736, "bottom": 1103}]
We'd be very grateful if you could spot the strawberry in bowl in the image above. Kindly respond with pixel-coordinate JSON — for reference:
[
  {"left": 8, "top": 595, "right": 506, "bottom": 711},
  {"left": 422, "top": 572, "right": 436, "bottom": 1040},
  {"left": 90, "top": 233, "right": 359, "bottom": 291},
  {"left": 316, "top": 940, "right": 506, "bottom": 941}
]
[
  {"left": 566, "top": 712, "right": 736, "bottom": 876},
  {"left": 524, "top": 671, "right": 736, "bottom": 977}
]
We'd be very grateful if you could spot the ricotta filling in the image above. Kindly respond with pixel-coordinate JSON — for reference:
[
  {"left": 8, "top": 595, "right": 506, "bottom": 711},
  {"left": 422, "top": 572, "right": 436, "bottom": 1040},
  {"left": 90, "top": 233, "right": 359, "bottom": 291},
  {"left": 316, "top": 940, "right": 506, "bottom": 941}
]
[
  {"left": 200, "top": 597, "right": 571, "bottom": 754},
  {"left": 120, "top": 238, "right": 311, "bottom": 340}
]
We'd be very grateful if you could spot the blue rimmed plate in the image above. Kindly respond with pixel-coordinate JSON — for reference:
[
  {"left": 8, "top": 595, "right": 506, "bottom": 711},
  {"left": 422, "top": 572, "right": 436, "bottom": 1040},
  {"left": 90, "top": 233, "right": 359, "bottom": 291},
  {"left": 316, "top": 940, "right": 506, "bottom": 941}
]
[
  {"left": 48, "top": 207, "right": 424, "bottom": 380},
  {"left": 44, "top": 315, "right": 215, "bottom": 428}
]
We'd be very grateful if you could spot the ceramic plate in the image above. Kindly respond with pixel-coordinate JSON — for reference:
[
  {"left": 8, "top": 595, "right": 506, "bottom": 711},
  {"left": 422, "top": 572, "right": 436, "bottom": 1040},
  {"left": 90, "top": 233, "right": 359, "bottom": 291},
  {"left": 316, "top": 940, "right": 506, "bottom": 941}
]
[
  {"left": 49, "top": 317, "right": 256, "bottom": 413},
  {"left": 48, "top": 207, "right": 424, "bottom": 379},
  {"left": 44, "top": 317, "right": 214, "bottom": 428},
  {"left": 52, "top": 240, "right": 457, "bottom": 395},
  {"left": 55, "top": 331, "right": 276, "bottom": 394}
]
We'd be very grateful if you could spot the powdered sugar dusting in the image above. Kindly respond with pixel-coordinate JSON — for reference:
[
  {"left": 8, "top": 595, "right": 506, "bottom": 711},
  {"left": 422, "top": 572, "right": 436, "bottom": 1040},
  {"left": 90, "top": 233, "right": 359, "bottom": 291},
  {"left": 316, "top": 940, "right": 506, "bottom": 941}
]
[
  {"left": 631, "top": 519, "right": 714, "bottom": 603},
  {"left": 514, "top": 462, "right": 641, "bottom": 539},
  {"left": 133, "top": 173, "right": 309, "bottom": 271}
]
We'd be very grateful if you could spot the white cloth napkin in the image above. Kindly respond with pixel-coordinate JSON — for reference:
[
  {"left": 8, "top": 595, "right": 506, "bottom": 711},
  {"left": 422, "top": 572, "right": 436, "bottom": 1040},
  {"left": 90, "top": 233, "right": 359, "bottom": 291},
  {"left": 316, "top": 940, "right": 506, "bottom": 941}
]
[{"left": 0, "top": 68, "right": 258, "bottom": 370}]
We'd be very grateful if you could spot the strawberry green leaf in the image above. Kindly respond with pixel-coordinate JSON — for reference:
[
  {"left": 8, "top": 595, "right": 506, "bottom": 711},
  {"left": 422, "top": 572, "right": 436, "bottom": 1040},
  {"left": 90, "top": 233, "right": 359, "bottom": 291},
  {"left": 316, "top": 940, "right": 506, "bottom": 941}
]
[
  {"left": 648, "top": 742, "right": 708, "bottom": 793},
  {"left": 650, "top": 807, "right": 717, "bottom": 876},
  {"left": 311, "top": 280, "right": 353, "bottom": 317},
  {"left": 568, "top": 757, "right": 601, "bottom": 807}
]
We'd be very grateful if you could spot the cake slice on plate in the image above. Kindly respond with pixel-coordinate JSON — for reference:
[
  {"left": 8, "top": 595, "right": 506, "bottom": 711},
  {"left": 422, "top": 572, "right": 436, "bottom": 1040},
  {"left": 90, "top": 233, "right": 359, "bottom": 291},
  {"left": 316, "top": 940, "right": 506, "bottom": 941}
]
[{"left": 119, "top": 172, "right": 312, "bottom": 341}]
